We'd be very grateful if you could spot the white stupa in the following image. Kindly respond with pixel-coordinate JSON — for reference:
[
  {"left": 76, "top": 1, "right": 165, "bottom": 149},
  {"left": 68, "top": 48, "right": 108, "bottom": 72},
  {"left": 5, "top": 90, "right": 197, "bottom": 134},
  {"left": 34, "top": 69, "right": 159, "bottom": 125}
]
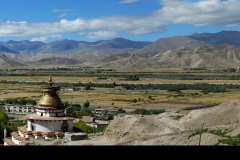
[{"left": 3, "top": 75, "right": 75, "bottom": 146}]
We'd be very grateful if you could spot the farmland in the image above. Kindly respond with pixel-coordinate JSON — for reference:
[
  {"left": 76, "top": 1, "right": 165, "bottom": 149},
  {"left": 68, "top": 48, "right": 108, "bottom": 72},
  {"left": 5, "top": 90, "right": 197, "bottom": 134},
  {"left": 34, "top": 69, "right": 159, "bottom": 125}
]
[{"left": 1, "top": 66, "right": 240, "bottom": 113}]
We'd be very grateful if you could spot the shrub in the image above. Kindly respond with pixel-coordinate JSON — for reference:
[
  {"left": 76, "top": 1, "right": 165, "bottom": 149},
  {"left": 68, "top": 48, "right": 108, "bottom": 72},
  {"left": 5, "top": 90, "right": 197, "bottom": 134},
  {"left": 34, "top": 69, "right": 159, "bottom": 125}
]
[
  {"left": 130, "top": 108, "right": 165, "bottom": 115},
  {"left": 73, "top": 120, "right": 100, "bottom": 134}
]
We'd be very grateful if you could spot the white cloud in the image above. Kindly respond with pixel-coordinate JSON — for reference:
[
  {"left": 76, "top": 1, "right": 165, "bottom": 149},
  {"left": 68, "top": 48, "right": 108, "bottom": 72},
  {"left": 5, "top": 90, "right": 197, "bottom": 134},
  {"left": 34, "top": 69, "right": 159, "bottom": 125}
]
[
  {"left": 31, "top": 36, "right": 48, "bottom": 42},
  {"left": 52, "top": 9, "right": 72, "bottom": 13},
  {"left": 0, "top": 0, "right": 240, "bottom": 40},
  {"left": 85, "top": 30, "right": 119, "bottom": 39},
  {"left": 119, "top": 0, "right": 139, "bottom": 4},
  {"left": 57, "top": 13, "right": 67, "bottom": 18},
  {"left": 157, "top": 0, "right": 240, "bottom": 26},
  {"left": 6, "top": 21, "right": 27, "bottom": 24},
  {"left": 30, "top": 34, "right": 62, "bottom": 42},
  {"left": 159, "top": 0, "right": 188, "bottom": 7},
  {"left": 50, "top": 34, "right": 62, "bottom": 38}
]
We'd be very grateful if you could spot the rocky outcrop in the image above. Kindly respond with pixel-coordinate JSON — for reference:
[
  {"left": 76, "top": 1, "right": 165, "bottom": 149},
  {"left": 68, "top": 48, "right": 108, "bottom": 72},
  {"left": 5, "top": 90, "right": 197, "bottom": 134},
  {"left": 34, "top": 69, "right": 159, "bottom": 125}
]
[{"left": 61, "top": 99, "right": 240, "bottom": 145}]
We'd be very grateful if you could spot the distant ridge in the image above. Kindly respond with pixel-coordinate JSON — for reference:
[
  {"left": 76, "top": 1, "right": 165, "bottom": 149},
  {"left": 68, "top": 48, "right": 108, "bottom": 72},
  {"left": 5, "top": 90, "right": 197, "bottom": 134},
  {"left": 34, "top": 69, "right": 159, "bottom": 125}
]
[
  {"left": 2, "top": 30, "right": 240, "bottom": 68},
  {"left": 0, "top": 38, "right": 152, "bottom": 56},
  {"left": 0, "top": 53, "right": 26, "bottom": 68}
]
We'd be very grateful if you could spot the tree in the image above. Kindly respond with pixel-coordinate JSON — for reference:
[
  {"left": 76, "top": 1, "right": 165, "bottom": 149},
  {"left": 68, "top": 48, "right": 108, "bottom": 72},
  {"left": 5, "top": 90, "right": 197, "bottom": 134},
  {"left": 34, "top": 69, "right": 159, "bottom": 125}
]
[
  {"left": 72, "top": 104, "right": 81, "bottom": 111},
  {"left": 85, "top": 82, "right": 91, "bottom": 90},
  {"left": 0, "top": 106, "right": 9, "bottom": 143},
  {"left": 63, "top": 101, "right": 70, "bottom": 108},
  {"left": 83, "top": 100, "right": 90, "bottom": 108},
  {"left": 107, "top": 114, "right": 114, "bottom": 120},
  {"left": 76, "top": 108, "right": 94, "bottom": 119},
  {"left": 18, "top": 98, "right": 27, "bottom": 105},
  {"left": 102, "top": 109, "right": 108, "bottom": 116}
]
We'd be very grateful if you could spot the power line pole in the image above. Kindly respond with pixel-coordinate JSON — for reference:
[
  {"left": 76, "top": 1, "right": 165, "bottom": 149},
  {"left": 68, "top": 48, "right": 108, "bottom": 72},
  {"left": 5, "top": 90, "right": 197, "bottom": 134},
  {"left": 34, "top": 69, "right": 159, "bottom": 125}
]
[{"left": 199, "top": 122, "right": 204, "bottom": 146}]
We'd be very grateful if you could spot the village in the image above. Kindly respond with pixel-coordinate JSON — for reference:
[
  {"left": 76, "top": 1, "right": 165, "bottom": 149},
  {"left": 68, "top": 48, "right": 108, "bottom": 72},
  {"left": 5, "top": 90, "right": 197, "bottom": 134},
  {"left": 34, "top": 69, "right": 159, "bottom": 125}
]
[{"left": 1, "top": 76, "right": 126, "bottom": 146}]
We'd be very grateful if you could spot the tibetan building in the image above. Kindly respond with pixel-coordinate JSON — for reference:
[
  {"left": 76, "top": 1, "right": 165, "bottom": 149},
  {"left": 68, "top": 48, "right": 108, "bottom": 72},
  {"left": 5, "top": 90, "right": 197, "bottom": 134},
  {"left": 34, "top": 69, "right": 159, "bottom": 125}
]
[{"left": 3, "top": 75, "right": 76, "bottom": 146}]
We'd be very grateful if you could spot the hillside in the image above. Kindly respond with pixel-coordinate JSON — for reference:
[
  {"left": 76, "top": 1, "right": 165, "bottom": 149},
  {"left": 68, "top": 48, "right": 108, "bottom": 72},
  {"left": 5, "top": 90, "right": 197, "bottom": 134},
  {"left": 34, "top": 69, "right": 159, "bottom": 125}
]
[
  {"left": 0, "top": 53, "right": 26, "bottom": 68},
  {"left": 2, "top": 30, "right": 240, "bottom": 68},
  {"left": 102, "top": 44, "right": 240, "bottom": 68},
  {"left": 61, "top": 99, "right": 240, "bottom": 145},
  {"left": 134, "top": 30, "right": 240, "bottom": 54}
]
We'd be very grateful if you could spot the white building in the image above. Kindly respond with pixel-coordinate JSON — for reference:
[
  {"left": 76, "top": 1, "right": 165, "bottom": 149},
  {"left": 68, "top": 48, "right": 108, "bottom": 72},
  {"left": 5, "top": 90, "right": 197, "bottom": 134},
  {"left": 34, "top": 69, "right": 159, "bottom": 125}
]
[
  {"left": 3, "top": 76, "right": 76, "bottom": 146},
  {"left": 4, "top": 105, "right": 35, "bottom": 114}
]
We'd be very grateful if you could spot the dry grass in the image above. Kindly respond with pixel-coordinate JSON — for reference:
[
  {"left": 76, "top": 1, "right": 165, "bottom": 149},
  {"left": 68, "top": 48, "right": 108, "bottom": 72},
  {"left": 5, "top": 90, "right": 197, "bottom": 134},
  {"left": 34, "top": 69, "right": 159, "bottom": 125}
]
[
  {"left": 1, "top": 67, "right": 240, "bottom": 111},
  {"left": 1, "top": 84, "right": 238, "bottom": 111}
]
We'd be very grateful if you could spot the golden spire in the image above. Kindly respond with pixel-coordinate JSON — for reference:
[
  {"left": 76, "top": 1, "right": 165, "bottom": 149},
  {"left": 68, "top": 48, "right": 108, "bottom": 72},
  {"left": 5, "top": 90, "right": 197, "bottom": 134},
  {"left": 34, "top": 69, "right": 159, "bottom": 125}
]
[{"left": 48, "top": 75, "right": 53, "bottom": 86}]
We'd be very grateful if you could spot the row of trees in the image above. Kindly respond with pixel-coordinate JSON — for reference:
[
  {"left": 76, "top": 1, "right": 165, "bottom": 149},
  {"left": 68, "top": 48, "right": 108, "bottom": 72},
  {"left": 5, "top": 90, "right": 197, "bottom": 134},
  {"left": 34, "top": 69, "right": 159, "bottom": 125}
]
[
  {"left": 122, "top": 83, "right": 239, "bottom": 94},
  {"left": 130, "top": 108, "right": 165, "bottom": 115},
  {"left": 4, "top": 98, "right": 37, "bottom": 105},
  {"left": 65, "top": 100, "right": 94, "bottom": 119},
  {"left": 2, "top": 79, "right": 240, "bottom": 94}
]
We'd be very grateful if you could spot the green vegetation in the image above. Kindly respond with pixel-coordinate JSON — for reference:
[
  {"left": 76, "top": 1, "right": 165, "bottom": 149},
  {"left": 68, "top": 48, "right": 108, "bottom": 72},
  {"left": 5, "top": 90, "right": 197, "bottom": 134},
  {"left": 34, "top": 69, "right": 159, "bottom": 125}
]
[
  {"left": 84, "top": 82, "right": 91, "bottom": 90},
  {"left": 66, "top": 100, "right": 94, "bottom": 119},
  {"left": 4, "top": 98, "right": 37, "bottom": 105},
  {"left": 82, "top": 100, "right": 90, "bottom": 108},
  {"left": 173, "top": 115, "right": 184, "bottom": 120},
  {"left": 0, "top": 106, "right": 9, "bottom": 143},
  {"left": 187, "top": 128, "right": 240, "bottom": 146},
  {"left": 102, "top": 125, "right": 108, "bottom": 132},
  {"left": 0, "top": 106, "right": 27, "bottom": 143},
  {"left": 75, "top": 107, "right": 94, "bottom": 119},
  {"left": 73, "top": 119, "right": 100, "bottom": 134},
  {"left": 188, "top": 128, "right": 228, "bottom": 139},
  {"left": 130, "top": 108, "right": 165, "bottom": 115},
  {"left": 126, "top": 75, "right": 139, "bottom": 81},
  {"left": 122, "top": 83, "right": 233, "bottom": 93},
  {"left": 216, "top": 135, "right": 240, "bottom": 146}
]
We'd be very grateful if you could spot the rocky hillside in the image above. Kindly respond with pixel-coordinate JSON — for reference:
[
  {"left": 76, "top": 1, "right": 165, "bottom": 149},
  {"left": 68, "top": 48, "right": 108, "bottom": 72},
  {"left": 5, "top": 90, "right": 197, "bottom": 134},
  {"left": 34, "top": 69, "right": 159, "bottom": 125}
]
[
  {"left": 10, "top": 43, "right": 240, "bottom": 68},
  {"left": 2, "top": 30, "right": 240, "bottom": 68},
  {"left": 2, "top": 43, "right": 240, "bottom": 68},
  {"left": 103, "top": 43, "right": 240, "bottom": 68},
  {"left": 134, "top": 30, "right": 240, "bottom": 54},
  {"left": 61, "top": 99, "right": 240, "bottom": 145},
  {"left": 0, "top": 53, "right": 26, "bottom": 68}
]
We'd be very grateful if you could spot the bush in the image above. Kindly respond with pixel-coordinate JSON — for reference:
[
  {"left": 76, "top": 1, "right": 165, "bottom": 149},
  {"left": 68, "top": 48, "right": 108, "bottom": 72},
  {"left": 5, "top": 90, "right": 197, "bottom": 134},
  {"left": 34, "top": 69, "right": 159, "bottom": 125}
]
[
  {"left": 73, "top": 120, "right": 100, "bottom": 134},
  {"left": 83, "top": 100, "right": 90, "bottom": 108},
  {"left": 130, "top": 108, "right": 165, "bottom": 115}
]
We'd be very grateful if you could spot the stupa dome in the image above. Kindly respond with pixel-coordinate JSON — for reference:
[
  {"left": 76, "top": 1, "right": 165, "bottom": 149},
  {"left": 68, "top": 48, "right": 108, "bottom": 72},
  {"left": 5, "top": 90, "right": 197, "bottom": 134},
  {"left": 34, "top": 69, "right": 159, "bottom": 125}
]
[{"left": 37, "top": 75, "right": 63, "bottom": 108}]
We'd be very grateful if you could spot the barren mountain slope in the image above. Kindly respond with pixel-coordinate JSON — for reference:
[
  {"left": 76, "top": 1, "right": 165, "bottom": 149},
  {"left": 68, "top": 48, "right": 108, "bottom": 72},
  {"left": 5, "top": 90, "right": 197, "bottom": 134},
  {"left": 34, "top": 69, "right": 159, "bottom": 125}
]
[
  {"left": 134, "top": 36, "right": 208, "bottom": 54},
  {"left": 0, "top": 53, "right": 26, "bottom": 68},
  {"left": 61, "top": 99, "right": 240, "bottom": 145},
  {"left": 103, "top": 54, "right": 146, "bottom": 68},
  {"left": 104, "top": 44, "right": 240, "bottom": 68}
]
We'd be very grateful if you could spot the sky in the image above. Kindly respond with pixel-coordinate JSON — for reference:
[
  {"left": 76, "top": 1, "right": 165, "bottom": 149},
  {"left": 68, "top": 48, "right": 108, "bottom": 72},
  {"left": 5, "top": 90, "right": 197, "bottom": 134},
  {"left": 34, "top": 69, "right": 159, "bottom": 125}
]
[{"left": 0, "top": 0, "right": 239, "bottom": 43}]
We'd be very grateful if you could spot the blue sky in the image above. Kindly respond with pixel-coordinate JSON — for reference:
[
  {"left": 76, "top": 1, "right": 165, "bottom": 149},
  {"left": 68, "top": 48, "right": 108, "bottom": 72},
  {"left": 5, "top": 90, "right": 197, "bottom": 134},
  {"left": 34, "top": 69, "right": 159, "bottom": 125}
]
[{"left": 0, "top": 0, "right": 239, "bottom": 43}]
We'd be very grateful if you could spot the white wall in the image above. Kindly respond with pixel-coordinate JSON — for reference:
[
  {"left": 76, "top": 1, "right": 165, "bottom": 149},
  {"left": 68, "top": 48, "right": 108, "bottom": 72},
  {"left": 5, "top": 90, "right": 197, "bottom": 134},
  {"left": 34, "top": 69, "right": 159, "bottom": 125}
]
[
  {"left": 12, "top": 136, "right": 20, "bottom": 145},
  {"left": 36, "top": 109, "right": 65, "bottom": 117},
  {"left": 32, "top": 120, "right": 74, "bottom": 132},
  {"left": 4, "top": 105, "right": 34, "bottom": 113},
  {"left": 27, "top": 120, "right": 32, "bottom": 131},
  {"left": 4, "top": 142, "right": 9, "bottom": 146}
]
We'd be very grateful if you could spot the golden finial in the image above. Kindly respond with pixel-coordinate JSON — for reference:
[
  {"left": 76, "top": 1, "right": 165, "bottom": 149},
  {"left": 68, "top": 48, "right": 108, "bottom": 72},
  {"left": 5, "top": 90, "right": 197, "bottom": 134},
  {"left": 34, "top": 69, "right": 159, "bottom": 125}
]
[{"left": 48, "top": 75, "right": 53, "bottom": 86}]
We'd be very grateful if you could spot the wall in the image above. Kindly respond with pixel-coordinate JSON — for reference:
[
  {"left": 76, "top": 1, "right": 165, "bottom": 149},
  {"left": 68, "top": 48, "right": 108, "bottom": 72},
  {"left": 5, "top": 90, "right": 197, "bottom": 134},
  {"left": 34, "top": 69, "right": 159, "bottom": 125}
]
[{"left": 28, "top": 120, "right": 74, "bottom": 132}]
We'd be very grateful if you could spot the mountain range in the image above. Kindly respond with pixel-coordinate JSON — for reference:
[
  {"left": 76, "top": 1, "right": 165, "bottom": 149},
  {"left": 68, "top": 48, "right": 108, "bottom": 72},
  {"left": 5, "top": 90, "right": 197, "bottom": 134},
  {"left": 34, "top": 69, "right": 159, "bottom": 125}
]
[{"left": 1, "top": 30, "right": 240, "bottom": 68}]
